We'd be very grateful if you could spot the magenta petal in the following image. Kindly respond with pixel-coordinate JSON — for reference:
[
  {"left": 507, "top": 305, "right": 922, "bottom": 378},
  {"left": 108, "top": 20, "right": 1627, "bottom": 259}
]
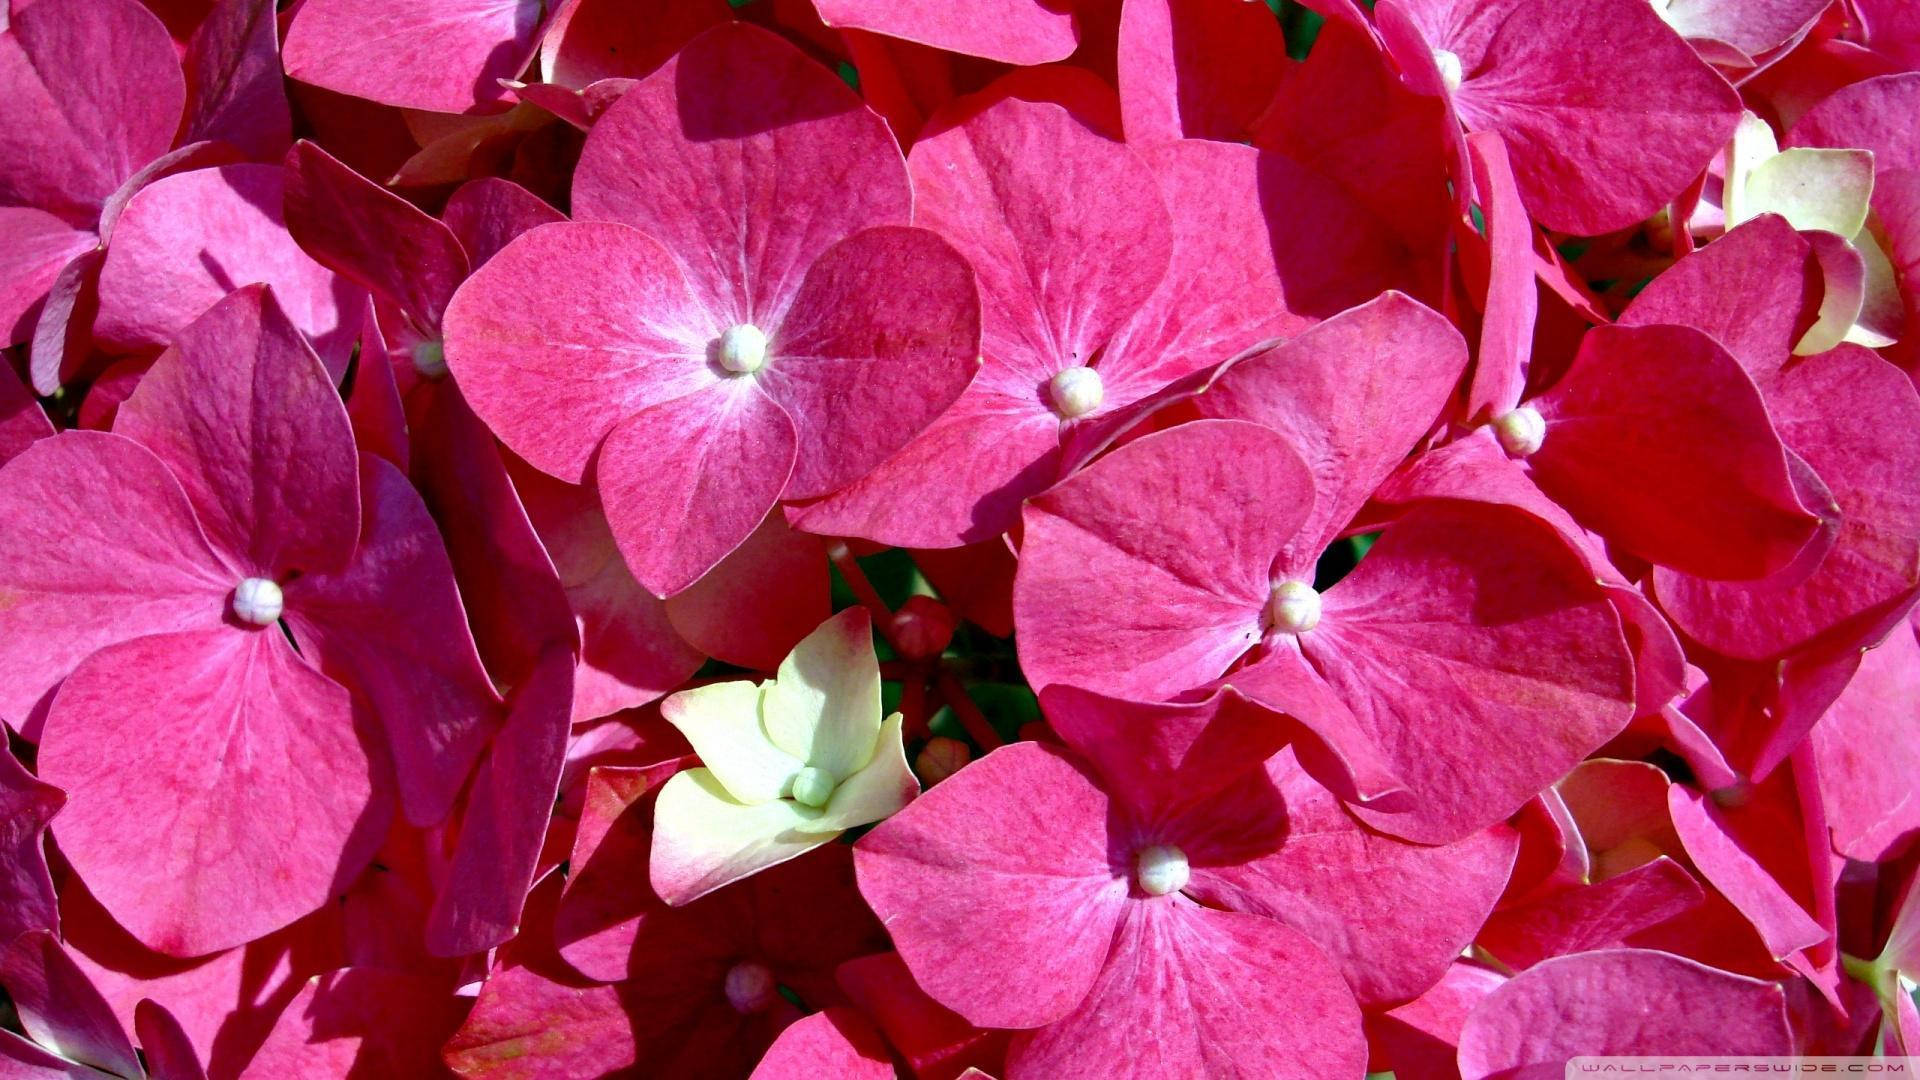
[
  {"left": 756, "top": 225, "right": 980, "bottom": 499},
  {"left": 93, "top": 164, "right": 361, "bottom": 373},
  {"left": 281, "top": 0, "right": 545, "bottom": 114},
  {"left": 1528, "top": 323, "right": 1818, "bottom": 581},
  {"left": 1216, "top": 650, "right": 1409, "bottom": 809},
  {"left": 133, "top": 1000, "right": 207, "bottom": 1080},
  {"left": 0, "top": 932, "right": 141, "bottom": 1079},
  {"left": 0, "top": 431, "right": 231, "bottom": 727},
  {"left": 248, "top": 969, "right": 468, "bottom": 1077},
  {"left": 0, "top": 751, "right": 61, "bottom": 944},
  {"left": 1653, "top": 345, "right": 1920, "bottom": 660},
  {"left": 538, "top": 0, "right": 728, "bottom": 87},
  {"left": 180, "top": 0, "right": 290, "bottom": 162},
  {"left": 0, "top": 208, "right": 93, "bottom": 346},
  {"left": 854, "top": 742, "right": 1127, "bottom": 1030},
  {"left": 1371, "top": 963, "right": 1505, "bottom": 1080},
  {"left": 1668, "top": 786, "right": 1826, "bottom": 963},
  {"left": 115, "top": 284, "right": 361, "bottom": 576},
  {"left": 573, "top": 23, "right": 910, "bottom": 321},
  {"left": 1457, "top": 949, "right": 1793, "bottom": 1077},
  {"left": 0, "top": 358, "right": 53, "bottom": 467},
  {"left": 1809, "top": 618, "right": 1920, "bottom": 861},
  {"left": 596, "top": 385, "right": 798, "bottom": 598},
  {"left": 1190, "top": 291, "right": 1469, "bottom": 568},
  {"left": 38, "top": 628, "right": 383, "bottom": 957},
  {"left": 283, "top": 141, "right": 471, "bottom": 330},
  {"left": 1193, "top": 749, "right": 1520, "bottom": 1009},
  {"left": 0, "top": 0, "right": 184, "bottom": 217},
  {"left": 442, "top": 221, "right": 713, "bottom": 484},
  {"left": 1461, "top": 131, "right": 1537, "bottom": 419},
  {"left": 1009, "top": 901, "right": 1366, "bottom": 1080},
  {"left": 283, "top": 456, "right": 501, "bottom": 827},
  {"left": 815, "top": 0, "right": 1077, "bottom": 65},
  {"left": 1478, "top": 857, "right": 1707, "bottom": 971},
  {"left": 552, "top": 761, "right": 682, "bottom": 982},
  {"left": 1620, "top": 214, "right": 1820, "bottom": 380},
  {"left": 1788, "top": 72, "right": 1920, "bottom": 175},
  {"left": 1316, "top": 505, "right": 1636, "bottom": 844},
  {"left": 1117, "top": 0, "right": 1287, "bottom": 144},
  {"left": 749, "top": 1007, "right": 893, "bottom": 1080},
  {"left": 1016, "top": 420, "right": 1311, "bottom": 701},
  {"left": 24, "top": 244, "right": 104, "bottom": 390},
  {"left": 439, "top": 177, "right": 564, "bottom": 271},
  {"left": 426, "top": 646, "right": 571, "bottom": 957},
  {"left": 664, "top": 512, "right": 828, "bottom": 673},
  {"left": 1664, "top": 0, "right": 1825, "bottom": 59}
]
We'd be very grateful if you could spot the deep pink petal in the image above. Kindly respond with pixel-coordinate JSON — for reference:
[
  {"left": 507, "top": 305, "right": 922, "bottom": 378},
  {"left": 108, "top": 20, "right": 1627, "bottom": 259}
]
[
  {"left": 1663, "top": 0, "right": 1825, "bottom": 60},
  {"left": 834, "top": 951, "right": 1010, "bottom": 1080},
  {"left": 854, "top": 742, "right": 1127, "bottom": 1030},
  {"left": 1314, "top": 504, "right": 1636, "bottom": 844},
  {"left": 1008, "top": 901, "right": 1366, "bottom": 1080},
  {"left": 749, "top": 1007, "right": 892, "bottom": 1080},
  {"left": 25, "top": 245, "right": 104, "bottom": 390},
  {"left": 0, "top": 431, "right": 231, "bottom": 727},
  {"left": 1619, "top": 213, "right": 1820, "bottom": 382},
  {"left": 439, "top": 177, "right": 564, "bottom": 271},
  {"left": 283, "top": 456, "right": 501, "bottom": 827},
  {"left": 37, "top": 628, "right": 385, "bottom": 957},
  {"left": 426, "top": 646, "right": 571, "bottom": 956},
  {"left": 0, "top": 208, "right": 93, "bottom": 346},
  {"left": 1190, "top": 291, "right": 1470, "bottom": 570},
  {"left": 1461, "top": 131, "right": 1536, "bottom": 419},
  {"left": 538, "top": 0, "right": 728, "bottom": 88},
  {"left": 1652, "top": 345, "right": 1920, "bottom": 659},
  {"left": 0, "top": 932, "right": 141, "bottom": 1079},
  {"left": 114, "top": 284, "right": 360, "bottom": 576},
  {"left": 813, "top": 0, "right": 1077, "bottom": 65},
  {"left": 1457, "top": 949, "right": 1793, "bottom": 1077},
  {"left": 596, "top": 384, "right": 797, "bottom": 598},
  {"left": 1211, "top": 649, "right": 1410, "bottom": 809},
  {"left": 249, "top": 969, "right": 468, "bottom": 1077},
  {"left": 1809, "top": 617, "right": 1920, "bottom": 862},
  {"left": 1195, "top": 747, "right": 1519, "bottom": 1009},
  {"left": 442, "top": 221, "right": 714, "bottom": 484},
  {"left": 0, "top": 357, "right": 53, "bottom": 467},
  {"left": 1117, "top": 0, "right": 1286, "bottom": 144},
  {"left": 553, "top": 762, "right": 681, "bottom": 982},
  {"left": 663, "top": 512, "right": 827, "bottom": 673},
  {"left": 281, "top": 0, "right": 545, "bottom": 114},
  {"left": 0, "top": 0, "right": 184, "bottom": 217},
  {"left": 1528, "top": 323, "right": 1819, "bottom": 581},
  {"left": 755, "top": 225, "right": 980, "bottom": 499},
  {"left": 93, "top": 164, "right": 361, "bottom": 373},
  {"left": 283, "top": 140, "right": 471, "bottom": 331},
  {"left": 1478, "top": 857, "right": 1706, "bottom": 971},
  {"left": 180, "top": 0, "right": 290, "bottom": 162},
  {"left": 573, "top": 23, "right": 910, "bottom": 322},
  {"left": 1788, "top": 72, "right": 1920, "bottom": 175},
  {"left": 1016, "top": 420, "right": 1311, "bottom": 700},
  {"left": 1668, "top": 785, "right": 1826, "bottom": 964},
  {"left": 133, "top": 1000, "right": 207, "bottom": 1080},
  {"left": 0, "top": 751, "right": 61, "bottom": 943},
  {"left": 1370, "top": 963, "right": 1506, "bottom": 1079}
]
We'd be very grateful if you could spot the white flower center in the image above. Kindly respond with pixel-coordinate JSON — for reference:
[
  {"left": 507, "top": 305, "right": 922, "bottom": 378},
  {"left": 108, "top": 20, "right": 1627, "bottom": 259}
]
[
  {"left": 411, "top": 339, "right": 448, "bottom": 380},
  {"left": 1433, "top": 48, "right": 1464, "bottom": 93},
  {"left": 789, "top": 766, "right": 835, "bottom": 809},
  {"left": 724, "top": 961, "right": 777, "bottom": 1013},
  {"left": 1135, "top": 844, "right": 1190, "bottom": 897},
  {"left": 232, "top": 578, "right": 284, "bottom": 626},
  {"left": 1493, "top": 406, "right": 1547, "bottom": 457},
  {"left": 1268, "top": 580, "right": 1321, "bottom": 634},
  {"left": 1048, "top": 366, "right": 1104, "bottom": 418},
  {"left": 717, "top": 324, "right": 768, "bottom": 374}
]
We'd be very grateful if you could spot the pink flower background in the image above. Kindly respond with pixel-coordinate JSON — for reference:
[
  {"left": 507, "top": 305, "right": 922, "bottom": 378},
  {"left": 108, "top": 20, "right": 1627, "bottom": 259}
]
[{"left": 2, "top": 0, "right": 1919, "bottom": 1076}]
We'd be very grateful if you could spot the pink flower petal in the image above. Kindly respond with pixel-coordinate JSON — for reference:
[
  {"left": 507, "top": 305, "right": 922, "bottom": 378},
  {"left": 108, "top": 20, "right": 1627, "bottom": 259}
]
[
  {"left": 439, "top": 177, "right": 564, "bottom": 271},
  {"left": 813, "top": 0, "right": 1078, "bottom": 65},
  {"left": 283, "top": 456, "right": 503, "bottom": 827},
  {"left": 1192, "top": 748, "right": 1521, "bottom": 1008},
  {"left": 0, "top": 931, "right": 141, "bottom": 1079},
  {"left": 573, "top": 23, "right": 910, "bottom": 322},
  {"left": 749, "top": 1007, "right": 893, "bottom": 1080},
  {"left": 1528, "top": 323, "right": 1819, "bottom": 581},
  {"left": 94, "top": 164, "right": 361, "bottom": 373},
  {"left": 1788, "top": 72, "right": 1920, "bottom": 174},
  {"left": 538, "top": 0, "right": 729, "bottom": 88},
  {"left": 0, "top": 208, "right": 93, "bottom": 346},
  {"left": 854, "top": 742, "right": 1127, "bottom": 1030},
  {"left": 281, "top": 0, "right": 545, "bottom": 114},
  {"left": 1117, "top": 0, "right": 1287, "bottom": 144},
  {"left": 37, "top": 627, "right": 385, "bottom": 957},
  {"left": 0, "top": 356, "right": 53, "bottom": 466},
  {"left": 1668, "top": 784, "right": 1827, "bottom": 964},
  {"left": 25, "top": 245, "right": 105, "bottom": 391},
  {"left": 553, "top": 762, "right": 681, "bottom": 981},
  {"left": 1619, "top": 213, "right": 1820, "bottom": 382},
  {"left": 1809, "top": 617, "right": 1920, "bottom": 862},
  {"left": 0, "top": 431, "right": 232, "bottom": 727},
  {"left": 133, "top": 1000, "right": 206, "bottom": 1080},
  {"left": 1008, "top": 901, "right": 1366, "bottom": 1080},
  {"left": 1461, "top": 131, "right": 1537, "bottom": 419},
  {"left": 834, "top": 951, "right": 1010, "bottom": 1080},
  {"left": 443, "top": 221, "right": 713, "bottom": 485},
  {"left": 1457, "top": 949, "right": 1793, "bottom": 1077},
  {"left": 0, "top": 0, "right": 184, "bottom": 217},
  {"left": 426, "top": 646, "right": 572, "bottom": 957},
  {"left": 1663, "top": 0, "right": 1826, "bottom": 61},
  {"left": 283, "top": 140, "right": 471, "bottom": 331},
  {"left": 114, "top": 284, "right": 361, "bottom": 577},
  {"left": 180, "top": 0, "right": 290, "bottom": 162},
  {"left": 1370, "top": 962, "right": 1506, "bottom": 1079},
  {"left": 0, "top": 750, "right": 61, "bottom": 944},
  {"left": 249, "top": 968, "right": 469, "bottom": 1076},
  {"left": 664, "top": 512, "right": 828, "bottom": 673},
  {"left": 1478, "top": 857, "right": 1706, "bottom": 971}
]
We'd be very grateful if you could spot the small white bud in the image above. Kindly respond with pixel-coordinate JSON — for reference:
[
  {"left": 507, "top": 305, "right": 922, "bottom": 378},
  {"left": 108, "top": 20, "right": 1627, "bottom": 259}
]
[
  {"left": 1433, "top": 48, "right": 1464, "bottom": 93},
  {"left": 232, "top": 578, "right": 284, "bottom": 626},
  {"left": 1048, "top": 366, "right": 1104, "bottom": 419},
  {"left": 723, "top": 962, "right": 777, "bottom": 1013},
  {"left": 717, "top": 324, "right": 768, "bottom": 374},
  {"left": 411, "top": 339, "right": 448, "bottom": 380},
  {"left": 789, "top": 766, "right": 835, "bottom": 809},
  {"left": 1493, "top": 406, "right": 1546, "bottom": 457},
  {"left": 1135, "top": 844, "right": 1190, "bottom": 897},
  {"left": 1267, "top": 580, "right": 1321, "bottom": 634}
]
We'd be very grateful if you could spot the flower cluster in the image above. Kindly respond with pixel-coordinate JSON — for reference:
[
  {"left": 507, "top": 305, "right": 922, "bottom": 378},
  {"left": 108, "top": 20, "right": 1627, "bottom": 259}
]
[{"left": 2, "top": 0, "right": 1919, "bottom": 1076}]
